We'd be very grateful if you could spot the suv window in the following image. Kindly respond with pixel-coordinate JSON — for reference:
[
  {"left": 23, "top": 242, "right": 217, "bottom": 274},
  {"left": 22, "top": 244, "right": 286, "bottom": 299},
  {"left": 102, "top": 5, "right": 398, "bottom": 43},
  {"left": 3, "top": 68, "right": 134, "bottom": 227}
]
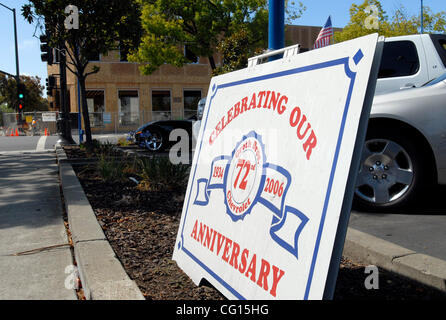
[
  {"left": 378, "top": 41, "right": 420, "bottom": 78},
  {"left": 430, "top": 34, "right": 446, "bottom": 68}
]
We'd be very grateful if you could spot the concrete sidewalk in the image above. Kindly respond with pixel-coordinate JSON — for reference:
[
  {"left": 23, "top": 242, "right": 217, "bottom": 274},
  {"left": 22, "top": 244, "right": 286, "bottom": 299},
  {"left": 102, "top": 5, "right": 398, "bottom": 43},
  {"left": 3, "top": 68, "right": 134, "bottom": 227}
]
[{"left": 0, "top": 151, "right": 76, "bottom": 300}]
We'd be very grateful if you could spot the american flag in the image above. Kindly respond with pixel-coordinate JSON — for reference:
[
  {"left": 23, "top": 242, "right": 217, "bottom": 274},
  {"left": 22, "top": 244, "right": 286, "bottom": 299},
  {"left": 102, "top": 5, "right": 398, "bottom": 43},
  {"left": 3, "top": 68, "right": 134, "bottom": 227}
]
[{"left": 314, "top": 16, "right": 333, "bottom": 49}]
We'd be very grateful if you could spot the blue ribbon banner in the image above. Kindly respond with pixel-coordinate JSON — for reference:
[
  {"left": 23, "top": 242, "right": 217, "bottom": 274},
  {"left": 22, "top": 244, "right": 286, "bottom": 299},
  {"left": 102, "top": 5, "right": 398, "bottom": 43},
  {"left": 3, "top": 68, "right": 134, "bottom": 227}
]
[{"left": 193, "top": 131, "right": 309, "bottom": 260}]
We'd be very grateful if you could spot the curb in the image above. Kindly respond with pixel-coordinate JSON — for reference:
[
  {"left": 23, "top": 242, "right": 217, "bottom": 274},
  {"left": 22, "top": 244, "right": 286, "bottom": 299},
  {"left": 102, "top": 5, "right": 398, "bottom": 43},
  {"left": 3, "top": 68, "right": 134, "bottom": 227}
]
[
  {"left": 56, "top": 146, "right": 145, "bottom": 300},
  {"left": 344, "top": 227, "right": 446, "bottom": 292}
]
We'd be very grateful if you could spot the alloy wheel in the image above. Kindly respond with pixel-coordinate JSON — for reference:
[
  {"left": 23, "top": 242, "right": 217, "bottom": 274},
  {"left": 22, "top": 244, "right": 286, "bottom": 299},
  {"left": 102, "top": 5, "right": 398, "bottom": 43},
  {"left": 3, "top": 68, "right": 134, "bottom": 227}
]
[{"left": 355, "top": 139, "right": 414, "bottom": 205}]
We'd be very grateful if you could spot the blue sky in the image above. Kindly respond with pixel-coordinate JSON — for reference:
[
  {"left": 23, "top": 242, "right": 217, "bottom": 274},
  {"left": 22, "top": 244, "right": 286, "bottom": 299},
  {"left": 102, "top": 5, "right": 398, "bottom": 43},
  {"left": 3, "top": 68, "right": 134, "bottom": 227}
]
[{"left": 0, "top": 0, "right": 444, "bottom": 92}]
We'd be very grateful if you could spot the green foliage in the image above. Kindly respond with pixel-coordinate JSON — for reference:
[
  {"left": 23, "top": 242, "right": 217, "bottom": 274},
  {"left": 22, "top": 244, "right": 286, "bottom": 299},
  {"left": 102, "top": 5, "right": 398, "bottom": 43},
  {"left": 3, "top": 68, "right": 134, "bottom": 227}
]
[
  {"left": 0, "top": 103, "right": 14, "bottom": 126},
  {"left": 335, "top": 0, "right": 446, "bottom": 43},
  {"left": 94, "top": 140, "right": 132, "bottom": 182},
  {"left": 285, "top": 1, "right": 306, "bottom": 25},
  {"left": 80, "top": 139, "right": 123, "bottom": 159},
  {"left": 96, "top": 153, "right": 126, "bottom": 183},
  {"left": 0, "top": 74, "right": 49, "bottom": 112},
  {"left": 129, "top": 0, "right": 305, "bottom": 75},
  {"left": 79, "top": 138, "right": 101, "bottom": 151},
  {"left": 0, "top": 103, "right": 13, "bottom": 113},
  {"left": 213, "top": 27, "right": 260, "bottom": 76},
  {"left": 22, "top": 0, "right": 142, "bottom": 145},
  {"left": 419, "top": 6, "right": 446, "bottom": 33},
  {"left": 137, "top": 156, "right": 190, "bottom": 191},
  {"left": 22, "top": 1, "right": 142, "bottom": 71}
]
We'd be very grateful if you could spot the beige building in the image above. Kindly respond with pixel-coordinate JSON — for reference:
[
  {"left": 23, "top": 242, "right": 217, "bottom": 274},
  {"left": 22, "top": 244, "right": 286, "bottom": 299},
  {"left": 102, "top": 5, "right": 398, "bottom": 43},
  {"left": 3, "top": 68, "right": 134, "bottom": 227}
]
[{"left": 47, "top": 25, "right": 340, "bottom": 133}]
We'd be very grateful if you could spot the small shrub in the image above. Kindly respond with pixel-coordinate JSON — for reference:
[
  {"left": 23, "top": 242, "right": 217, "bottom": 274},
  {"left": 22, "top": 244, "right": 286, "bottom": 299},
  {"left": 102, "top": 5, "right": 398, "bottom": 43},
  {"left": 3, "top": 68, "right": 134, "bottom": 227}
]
[
  {"left": 80, "top": 139, "right": 101, "bottom": 150},
  {"left": 137, "top": 156, "right": 190, "bottom": 191},
  {"left": 96, "top": 153, "right": 126, "bottom": 183},
  {"left": 122, "top": 156, "right": 139, "bottom": 175}
]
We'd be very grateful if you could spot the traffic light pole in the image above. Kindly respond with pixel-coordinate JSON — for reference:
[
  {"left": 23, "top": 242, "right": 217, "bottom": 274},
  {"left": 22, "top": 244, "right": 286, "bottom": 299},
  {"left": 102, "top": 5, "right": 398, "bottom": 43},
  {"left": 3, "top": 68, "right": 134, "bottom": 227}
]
[{"left": 57, "top": 46, "right": 75, "bottom": 145}]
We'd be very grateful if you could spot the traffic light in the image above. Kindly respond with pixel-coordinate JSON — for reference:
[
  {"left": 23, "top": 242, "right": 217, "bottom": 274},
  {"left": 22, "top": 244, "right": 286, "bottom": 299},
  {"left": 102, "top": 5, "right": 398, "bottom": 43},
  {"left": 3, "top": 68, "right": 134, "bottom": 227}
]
[
  {"left": 46, "top": 75, "right": 56, "bottom": 97},
  {"left": 40, "top": 34, "right": 53, "bottom": 65},
  {"left": 17, "top": 82, "right": 25, "bottom": 111}
]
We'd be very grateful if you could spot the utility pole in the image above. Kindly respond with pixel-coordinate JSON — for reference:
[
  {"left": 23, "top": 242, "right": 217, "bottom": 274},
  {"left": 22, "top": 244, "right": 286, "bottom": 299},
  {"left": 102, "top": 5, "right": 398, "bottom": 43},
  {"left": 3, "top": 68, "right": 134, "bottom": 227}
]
[
  {"left": 268, "top": 0, "right": 285, "bottom": 61},
  {"left": 421, "top": 0, "right": 424, "bottom": 34}
]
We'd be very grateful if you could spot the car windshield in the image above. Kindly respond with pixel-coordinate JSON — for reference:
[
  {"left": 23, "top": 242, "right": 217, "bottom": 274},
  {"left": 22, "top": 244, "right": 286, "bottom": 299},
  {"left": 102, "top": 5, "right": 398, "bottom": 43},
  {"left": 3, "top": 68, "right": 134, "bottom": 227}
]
[{"left": 423, "top": 73, "right": 446, "bottom": 86}]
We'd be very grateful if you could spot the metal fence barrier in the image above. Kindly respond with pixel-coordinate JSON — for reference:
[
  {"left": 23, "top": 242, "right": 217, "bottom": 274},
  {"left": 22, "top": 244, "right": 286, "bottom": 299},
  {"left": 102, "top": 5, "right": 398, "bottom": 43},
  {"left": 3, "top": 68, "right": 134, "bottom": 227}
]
[
  {"left": 1, "top": 109, "right": 196, "bottom": 136},
  {"left": 0, "top": 112, "right": 58, "bottom": 136}
]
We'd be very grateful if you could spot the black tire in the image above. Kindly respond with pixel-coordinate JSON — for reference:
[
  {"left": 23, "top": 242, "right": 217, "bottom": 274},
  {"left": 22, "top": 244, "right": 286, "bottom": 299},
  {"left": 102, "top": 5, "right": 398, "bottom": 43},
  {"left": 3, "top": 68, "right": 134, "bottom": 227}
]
[
  {"left": 353, "top": 125, "right": 432, "bottom": 212},
  {"left": 142, "top": 129, "right": 164, "bottom": 152}
]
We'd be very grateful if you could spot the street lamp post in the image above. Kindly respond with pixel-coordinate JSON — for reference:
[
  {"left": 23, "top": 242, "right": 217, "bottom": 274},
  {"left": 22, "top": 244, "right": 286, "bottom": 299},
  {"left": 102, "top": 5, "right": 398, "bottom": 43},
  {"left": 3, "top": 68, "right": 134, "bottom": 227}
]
[
  {"left": 0, "top": 2, "right": 20, "bottom": 81},
  {"left": 0, "top": 2, "right": 21, "bottom": 118}
]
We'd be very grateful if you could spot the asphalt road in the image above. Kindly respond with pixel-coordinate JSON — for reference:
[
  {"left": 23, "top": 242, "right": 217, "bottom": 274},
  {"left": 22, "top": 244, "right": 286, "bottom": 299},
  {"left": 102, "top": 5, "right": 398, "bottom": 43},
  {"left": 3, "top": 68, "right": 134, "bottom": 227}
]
[
  {"left": 0, "top": 136, "right": 59, "bottom": 153},
  {"left": 349, "top": 185, "right": 446, "bottom": 262},
  {"left": 0, "top": 133, "right": 125, "bottom": 153}
]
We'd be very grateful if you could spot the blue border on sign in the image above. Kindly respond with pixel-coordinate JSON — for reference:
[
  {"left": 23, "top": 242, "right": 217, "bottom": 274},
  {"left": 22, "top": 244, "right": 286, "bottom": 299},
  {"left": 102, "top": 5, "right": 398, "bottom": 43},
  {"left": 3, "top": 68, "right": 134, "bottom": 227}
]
[{"left": 177, "top": 52, "right": 362, "bottom": 300}]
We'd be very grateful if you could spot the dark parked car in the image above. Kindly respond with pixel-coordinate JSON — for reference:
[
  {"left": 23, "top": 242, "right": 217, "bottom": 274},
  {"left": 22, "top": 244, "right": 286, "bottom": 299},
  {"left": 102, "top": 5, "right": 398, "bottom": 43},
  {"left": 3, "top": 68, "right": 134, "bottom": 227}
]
[{"left": 129, "top": 120, "right": 193, "bottom": 151}]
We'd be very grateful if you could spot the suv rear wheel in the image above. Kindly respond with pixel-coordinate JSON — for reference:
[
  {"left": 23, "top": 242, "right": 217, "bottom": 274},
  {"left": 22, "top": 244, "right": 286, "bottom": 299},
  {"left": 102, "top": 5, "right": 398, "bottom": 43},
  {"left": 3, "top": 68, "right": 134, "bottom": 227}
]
[{"left": 354, "top": 126, "right": 430, "bottom": 211}]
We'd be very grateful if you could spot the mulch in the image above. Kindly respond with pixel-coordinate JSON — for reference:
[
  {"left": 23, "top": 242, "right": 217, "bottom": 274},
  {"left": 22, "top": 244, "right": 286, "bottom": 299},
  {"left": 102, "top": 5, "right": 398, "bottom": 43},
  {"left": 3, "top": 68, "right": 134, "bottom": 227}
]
[{"left": 67, "top": 146, "right": 446, "bottom": 300}]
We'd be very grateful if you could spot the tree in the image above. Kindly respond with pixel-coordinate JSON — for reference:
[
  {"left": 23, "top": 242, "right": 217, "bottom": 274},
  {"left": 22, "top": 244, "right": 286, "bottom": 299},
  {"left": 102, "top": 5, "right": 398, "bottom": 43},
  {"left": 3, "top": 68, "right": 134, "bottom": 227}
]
[
  {"left": 212, "top": 27, "right": 261, "bottom": 76},
  {"left": 0, "top": 102, "right": 14, "bottom": 127},
  {"left": 129, "top": 0, "right": 305, "bottom": 75},
  {"left": 0, "top": 74, "right": 49, "bottom": 113},
  {"left": 335, "top": 0, "right": 446, "bottom": 43},
  {"left": 22, "top": 0, "right": 142, "bottom": 145},
  {"left": 419, "top": 6, "right": 446, "bottom": 33}
]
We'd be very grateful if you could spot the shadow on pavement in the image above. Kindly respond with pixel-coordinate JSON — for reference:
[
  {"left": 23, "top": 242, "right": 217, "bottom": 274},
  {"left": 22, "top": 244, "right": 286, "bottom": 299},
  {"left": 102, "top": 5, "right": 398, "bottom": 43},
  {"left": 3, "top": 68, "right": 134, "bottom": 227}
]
[
  {"left": 352, "top": 184, "right": 446, "bottom": 216},
  {"left": 0, "top": 153, "right": 63, "bottom": 231}
]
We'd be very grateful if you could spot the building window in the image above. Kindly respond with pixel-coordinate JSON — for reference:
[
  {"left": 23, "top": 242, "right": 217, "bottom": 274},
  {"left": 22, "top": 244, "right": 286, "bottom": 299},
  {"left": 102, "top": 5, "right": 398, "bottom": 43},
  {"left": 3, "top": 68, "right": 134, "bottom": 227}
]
[
  {"left": 120, "top": 42, "right": 130, "bottom": 62},
  {"left": 87, "top": 51, "right": 101, "bottom": 62},
  {"left": 152, "top": 90, "right": 171, "bottom": 112},
  {"left": 184, "top": 45, "right": 199, "bottom": 64},
  {"left": 378, "top": 41, "right": 420, "bottom": 79},
  {"left": 152, "top": 90, "right": 171, "bottom": 120},
  {"left": 184, "top": 90, "right": 201, "bottom": 119},
  {"left": 86, "top": 90, "right": 105, "bottom": 127},
  {"left": 118, "top": 90, "right": 139, "bottom": 126}
]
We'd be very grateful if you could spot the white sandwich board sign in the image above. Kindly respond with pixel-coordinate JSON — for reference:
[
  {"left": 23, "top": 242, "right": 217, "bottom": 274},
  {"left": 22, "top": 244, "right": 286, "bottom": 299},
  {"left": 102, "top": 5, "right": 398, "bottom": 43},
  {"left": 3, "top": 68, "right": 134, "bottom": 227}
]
[{"left": 173, "top": 34, "right": 382, "bottom": 300}]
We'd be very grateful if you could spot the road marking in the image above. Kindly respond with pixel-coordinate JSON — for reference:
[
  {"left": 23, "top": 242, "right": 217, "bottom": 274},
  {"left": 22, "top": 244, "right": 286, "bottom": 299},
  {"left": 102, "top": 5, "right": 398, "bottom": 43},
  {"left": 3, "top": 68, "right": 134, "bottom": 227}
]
[
  {"left": 0, "top": 150, "right": 38, "bottom": 155},
  {"left": 36, "top": 136, "right": 48, "bottom": 151}
]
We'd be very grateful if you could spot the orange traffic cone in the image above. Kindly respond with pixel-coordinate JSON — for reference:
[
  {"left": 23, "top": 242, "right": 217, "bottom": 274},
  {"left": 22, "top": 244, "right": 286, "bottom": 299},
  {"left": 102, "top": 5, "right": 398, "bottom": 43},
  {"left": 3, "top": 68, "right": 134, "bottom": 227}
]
[
  {"left": 15, "top": 128, "right": 19, "bottom": 137},
  {"left": 10, "top": 129, "right": 15, "bottom": 137},
  {"left": 44, "top": 128, "right": 48, "bottom": 136}
]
